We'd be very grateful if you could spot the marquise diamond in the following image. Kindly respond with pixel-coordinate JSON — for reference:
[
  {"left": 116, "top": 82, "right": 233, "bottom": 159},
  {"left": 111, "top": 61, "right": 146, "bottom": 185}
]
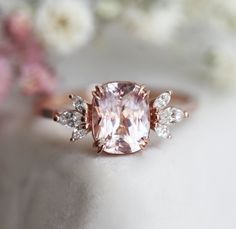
[
  {"left": 155, "top": 125, "right": 171, "bottom": 139},
  {"left": 159, "top": 107, "right": 185, "bottom": 125},
  {"left": 58, "top": 111, "right": 84, "bottom": 128},
  {"left": 55, "top": 95, "right": 89, "bottom": 140},
  {"left": 73, "top": 96, "right": 87, "bottom": 113},
  {"left": 71, "top": 127, "right": 89, "bottom": 141},
  {"left": 152, "top": 91, "right": 188, "bottom": 139},
  {"left": 153, "top": 92, "right": 171, "bottom": 109}
]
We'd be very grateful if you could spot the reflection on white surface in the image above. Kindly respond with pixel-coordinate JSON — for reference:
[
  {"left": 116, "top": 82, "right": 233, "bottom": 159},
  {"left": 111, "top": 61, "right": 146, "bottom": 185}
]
[{"left": 0, "top": 33, "right": 236, "bottom": 229}]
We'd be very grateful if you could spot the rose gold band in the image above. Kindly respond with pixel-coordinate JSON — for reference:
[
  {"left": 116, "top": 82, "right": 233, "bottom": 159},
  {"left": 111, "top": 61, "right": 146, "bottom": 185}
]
[{"left": 36, "top": 87, "right": 196, "bottom": 119}]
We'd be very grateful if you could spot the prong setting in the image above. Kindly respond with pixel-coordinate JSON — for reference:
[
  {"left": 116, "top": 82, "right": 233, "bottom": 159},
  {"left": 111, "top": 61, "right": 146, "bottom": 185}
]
[
  {"left": 184, "top": 111, "right": 189, "bottom": 118},
  {"left": 138, "top": 84, "right": 146, "bottom": 95},
  {"left": 69, "top": 94, "right": 74, "bottom": 100},
  {"left": 167, "top": 90, "right": 173, "bottom": 96},
  {"left": 53, "top": 95, "right": 90, "bottom": 141},
  {"left": 92, "top": 82, "right": 150, "bottom": 154},
  {"left": 139, "top": 137, "right": 150, "bottom": 149},
  {"left": 53, "top": 113, "right": 60, "bottom": 122},
  {"left": 93, "top": 138, "right": 106, "bottom": 154},
  {"left": 152, "top": 90, "right": 189, "bottom": 139},
  {"left": 92, "top": 85, "right": 104, "bottom": 100},
  {"left": 153, "top": 91, "right": 172, "bottom": 109}
]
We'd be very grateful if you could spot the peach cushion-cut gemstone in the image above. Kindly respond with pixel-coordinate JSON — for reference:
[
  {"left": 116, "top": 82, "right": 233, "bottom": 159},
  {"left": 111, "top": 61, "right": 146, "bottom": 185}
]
[{"left": 92, "top": 81, "right": 150, "bottom": 154}]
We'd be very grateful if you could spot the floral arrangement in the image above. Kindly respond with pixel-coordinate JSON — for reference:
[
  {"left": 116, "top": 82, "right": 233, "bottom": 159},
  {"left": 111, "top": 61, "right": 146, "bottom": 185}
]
[
  {"left": 0, "top": 6, "right": 57, "bottom": 106},
  {"left": 0, "top": 0, "right": 236, "bottom": 106}
]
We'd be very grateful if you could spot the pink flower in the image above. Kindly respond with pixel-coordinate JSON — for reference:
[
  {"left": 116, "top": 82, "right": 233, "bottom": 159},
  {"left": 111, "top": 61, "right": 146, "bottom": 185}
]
[
  {"left": 19, "top": 62, "right": 57, "bottom": 96},
  {"left": 1, "top": 12, "right": 58, "bottom": 99},
  {"left": 3, "top": 11, "right": 32, "bottom": 45},
  {"left": 22, "top": 40, "right": 45, "bottom": 63},
  {"left": 3, "top": 11, "right": 46, "bottom": 62},
  {"left": 0, "top": 42, "right": 15, "bottom": 57},
  {"left": 0, "top": 56, "right": 13, "bottom": 105}
]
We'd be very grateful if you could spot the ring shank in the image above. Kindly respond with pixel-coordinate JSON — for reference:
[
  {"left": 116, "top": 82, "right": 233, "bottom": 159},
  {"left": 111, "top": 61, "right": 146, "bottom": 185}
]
[{"left": 36, "top": 88, "right": 196, "bottom": 119}]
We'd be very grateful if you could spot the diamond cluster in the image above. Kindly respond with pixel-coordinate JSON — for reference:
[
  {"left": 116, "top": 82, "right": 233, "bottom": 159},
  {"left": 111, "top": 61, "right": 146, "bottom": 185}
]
[
  {"left": 152, "top": 91, "right": 188, "bottom": 139},
  {"left": 54, "top": 95, "right": 89, "bottom": 141}
]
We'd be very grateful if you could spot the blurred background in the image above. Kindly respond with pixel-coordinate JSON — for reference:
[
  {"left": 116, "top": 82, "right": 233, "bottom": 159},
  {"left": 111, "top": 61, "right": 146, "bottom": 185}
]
[{"left": 0, "top": 0, "right": 236, "bottom": 229}]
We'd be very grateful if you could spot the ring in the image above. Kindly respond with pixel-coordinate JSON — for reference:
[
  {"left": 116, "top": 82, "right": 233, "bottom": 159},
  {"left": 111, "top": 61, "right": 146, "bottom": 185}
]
[{"left": 37, "top": 81, "right": 196, "bottom": 155}]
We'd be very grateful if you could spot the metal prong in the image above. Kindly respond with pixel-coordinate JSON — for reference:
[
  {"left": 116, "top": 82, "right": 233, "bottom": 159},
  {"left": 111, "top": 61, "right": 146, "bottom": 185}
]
[
  {"left": 93, "top": 139, "right": 99, "bottom": 148},
  {"left": 69, "top": 94, "right": 74, "bottom": 100},
  {"left": 92, "top": 91, "right": 100, "bottom": 100},
  {"left": 97, "top": 145, "right": 104, "bottom": 154},
  {"left": 93, "top": 85, "right": 104, "bottom": 98},
  {"left": 93, "top": 139, "right": 104, "bottom": 147},
  {"left": 92, "top": 86, "right": 104, "bottom": 99},
  {"left": 144, "top": 89, "right": 150, "bottom": 98},
  {"left": 138, "top": 85, "right": 146, "bottom": 96},
  {"left": 184, "top": 111, "right": 189, "bottom": 118},
  {"left": 93, "top": 138, "right": 106, "bottom": 154},
  {"left": 53, "top": 114, "right": 60, "bottom": 122},
  {"left": 167, "top": 134, "right": 172, "bottom": 139},
  {"left": 70, "top": 137, "right": 75, "bottom": 142},
  {"left": 95, "top": 85, "right": 103, "bottom": 93},
  {"left": 95, "top": 142, "right": 104, "bottom": 154},
  {"left": 167, "top": 90, "right": 173, "bottom": 96},
  {"left": 139, "top": 137, "right": 149, "bottom": 149}
]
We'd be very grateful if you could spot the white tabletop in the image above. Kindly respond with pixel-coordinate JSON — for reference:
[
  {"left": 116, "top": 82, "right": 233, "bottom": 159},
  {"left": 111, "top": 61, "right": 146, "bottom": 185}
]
[{"left": 1, "top": 30, "right": 236, "bottom": 229}]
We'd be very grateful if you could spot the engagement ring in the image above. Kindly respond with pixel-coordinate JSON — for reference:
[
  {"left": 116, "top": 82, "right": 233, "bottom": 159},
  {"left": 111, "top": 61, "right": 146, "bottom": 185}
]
[{"left": 38, "top": 81, "right": 195, "bottom": 155}]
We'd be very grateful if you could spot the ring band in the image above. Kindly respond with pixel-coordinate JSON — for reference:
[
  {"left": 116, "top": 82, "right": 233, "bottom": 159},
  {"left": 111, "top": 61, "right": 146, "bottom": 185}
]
[{"left": 36, "top": 81, "right": 196, "bottom": 155}]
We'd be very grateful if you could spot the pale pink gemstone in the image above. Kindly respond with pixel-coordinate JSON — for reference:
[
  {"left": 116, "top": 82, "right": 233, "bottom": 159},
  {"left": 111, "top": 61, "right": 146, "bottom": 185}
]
[{"left": 92, "top": 82, "right": 150, "bottom": 154}]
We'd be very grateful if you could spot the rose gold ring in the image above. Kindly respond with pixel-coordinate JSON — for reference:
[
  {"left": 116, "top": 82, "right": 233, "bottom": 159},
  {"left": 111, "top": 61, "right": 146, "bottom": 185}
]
[{"left": 37, "top": 81, "right": 196, "bottom": 155}]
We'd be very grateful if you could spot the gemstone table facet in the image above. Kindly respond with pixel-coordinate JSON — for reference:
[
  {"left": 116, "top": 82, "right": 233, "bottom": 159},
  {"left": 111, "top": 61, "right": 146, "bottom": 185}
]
[{"left": 92, "top": 81, "right": 150, "bottom": 154}]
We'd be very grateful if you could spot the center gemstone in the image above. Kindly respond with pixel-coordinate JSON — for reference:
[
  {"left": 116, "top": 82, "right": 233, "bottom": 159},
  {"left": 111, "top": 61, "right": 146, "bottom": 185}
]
[{"left": 92, "top": 81, "right": 150, "bottom": 154}]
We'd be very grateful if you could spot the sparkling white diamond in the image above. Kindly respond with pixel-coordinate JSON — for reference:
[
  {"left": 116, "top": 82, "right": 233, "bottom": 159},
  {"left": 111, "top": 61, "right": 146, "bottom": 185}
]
[
  {"left": 54, "top": 95, "right": 89, "bottom": 141},
  {"left": 153, "top": 91, "right": 188, "bottom": 139}
]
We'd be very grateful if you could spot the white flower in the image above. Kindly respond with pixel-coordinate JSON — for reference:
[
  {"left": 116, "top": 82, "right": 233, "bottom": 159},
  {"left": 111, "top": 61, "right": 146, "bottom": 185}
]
[
  {"left": 35, "top": 0, "right": 94, "bottom": 54},
  {"left": 96, "top": 0, "right": 122, "bottom": 20},
  {"left": 205, "top": 44, "right": 236, "bottom": 88},
  {"left": 123, "top": 3, "right": 184, "bottom": 45}
]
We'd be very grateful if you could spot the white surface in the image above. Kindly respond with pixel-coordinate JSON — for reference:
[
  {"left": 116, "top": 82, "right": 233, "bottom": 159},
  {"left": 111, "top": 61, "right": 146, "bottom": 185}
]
[{"left": 0, "top": 29, "right": 236, "bottom": 229}]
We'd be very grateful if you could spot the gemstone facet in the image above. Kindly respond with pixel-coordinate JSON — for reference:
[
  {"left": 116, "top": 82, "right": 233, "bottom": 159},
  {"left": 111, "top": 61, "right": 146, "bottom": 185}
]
[
  {"left": 58, "top": 110, "right": 83, "bottom": 128},
  {"left": 92, "top": 82, "right": 150, "bottom": 154},
  {"left": 159, "top": 107, "right": 185, "bottom": 125},
  {"left": 54, "top": 94, "right": 89, "bottom": 141},
  {"left": 152, "top": 90, "right": 188, "bottom": 139},
  {"left": 71, "top": 95, "right": 88, "bottom": 114},
  {"left": 155, "top": 124, "right": 171, "bottom": 139},
  {"left": 153, "top": 91, "right": 171, "bottom": 109},
  {"left": 71, "top": 127, "right": 89, "bottom": 141}
]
